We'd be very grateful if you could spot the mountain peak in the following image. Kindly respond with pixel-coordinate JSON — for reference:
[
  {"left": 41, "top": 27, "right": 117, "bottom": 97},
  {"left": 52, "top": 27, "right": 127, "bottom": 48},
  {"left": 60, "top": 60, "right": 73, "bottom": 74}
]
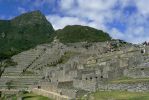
[
  {"left": 0, "top": 10, "right": 55, "bottom": 58},
  {"left": 14, "top": 10, "right": 44, "bottom": 18},
  {"left": 29, "top": 10, "right": 42, "bottom": 14},
  {"left": 11, "top": 10, "right": 47, "bottom": 26},
  {"left": 20, "top": 10, "right": 44, "bottom": 18}
]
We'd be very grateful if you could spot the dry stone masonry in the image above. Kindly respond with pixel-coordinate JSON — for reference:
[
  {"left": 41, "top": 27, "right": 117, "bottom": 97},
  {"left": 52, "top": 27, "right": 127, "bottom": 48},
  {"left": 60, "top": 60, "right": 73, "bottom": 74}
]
[{"left": 1, "top": 39, "right": 149, "bottom": 99}]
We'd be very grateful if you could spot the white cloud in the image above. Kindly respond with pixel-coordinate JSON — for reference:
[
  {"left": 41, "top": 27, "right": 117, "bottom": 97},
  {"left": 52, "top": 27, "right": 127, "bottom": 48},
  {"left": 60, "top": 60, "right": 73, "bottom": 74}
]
[
  {"left": 59, "top": 0, "right": 117, "bottom": 23},
  {"left": 77, "top": 0, "right": 117, "bottom": 11},
  {"left": 135, "top": 0, "right": 149, "bottom": 16},
  {"left": 109, "top": 28, "right": 125, "bottom": 39},
  {"left": 59, "top": 0, "right": 75, "bottom": 10},
  {"left": 57, "top": 0, "right": 118, "bottom": 31},
  {"left": 46, "top": 15, "right": 102, "bottom": 30},
  {"left": 32, "top": 0, "right": 55, "bottom": 7},
  {"left": 18, "top": 7, "right": 27, "bottom": 14},
  {"left": 46, "top": 0, "right": 148, "bottom": 43}
]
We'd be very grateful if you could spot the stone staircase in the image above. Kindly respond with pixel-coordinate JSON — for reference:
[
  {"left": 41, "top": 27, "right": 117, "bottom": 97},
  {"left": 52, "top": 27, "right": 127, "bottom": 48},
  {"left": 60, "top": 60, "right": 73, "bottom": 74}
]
[
  {"left": 26, "top": 48, "right": 66, "bottom": 72},
  {"left": 12, "top": 47, "right": 45, "bottom": 72},
  {"left": 0, "top": 77, "right": 41, "bottom": 90},
  {"left": 0, "top": 69, "right": 42, "bottom": 89},
  {"left": 0, "top": 46, "right": 46, "bottom": 90}
]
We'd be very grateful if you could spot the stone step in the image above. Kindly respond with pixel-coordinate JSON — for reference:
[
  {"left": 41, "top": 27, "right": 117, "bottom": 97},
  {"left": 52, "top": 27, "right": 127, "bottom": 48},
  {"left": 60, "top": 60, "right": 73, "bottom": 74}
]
[
  {"left": 4, "top": 68, "right": 22, "bottom": 72},
  {"left": 3, "top": 72, "right": 19, "bottom": 74},
  {"left": 0, "top": 85, "right": 31, "bottom": 89},
  {"left": 14, "top": 55, "right": 38, "bottom": 59},
  {"left": 0, "top": 81, "right": 38, "bottom": 85},
  {"left": 0, "top": 77, "right": 41, "bottom": 86},
  {"left": 16, "top": 59, "right": 36, "bottom": 64},
  {"left": 0, "top": 75, "right": 42, "bottom": 79},
  {"left": 0, "top": 79, "right": 41, "bottom": 83}
]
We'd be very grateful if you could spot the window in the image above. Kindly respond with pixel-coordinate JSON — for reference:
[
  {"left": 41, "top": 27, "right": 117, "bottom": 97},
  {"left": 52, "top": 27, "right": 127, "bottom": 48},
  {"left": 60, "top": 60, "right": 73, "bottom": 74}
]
[
  {"left": 86, "top": 78, "right": 88, "bottom": 80},
  {"left": 37, "top": 86, "right": 41, "bottom": 89},
  {"left": 141, "top": 68, "right": 144, "bottom": 70},
  {"left": 90, "top": 77, "right": 92, "bottom": 80},
  {"left": 141, "top": 50, "right": 144, "bottom": 53},
  {"left": 141, "top": 49, "right": 145, "bottom": 54}
]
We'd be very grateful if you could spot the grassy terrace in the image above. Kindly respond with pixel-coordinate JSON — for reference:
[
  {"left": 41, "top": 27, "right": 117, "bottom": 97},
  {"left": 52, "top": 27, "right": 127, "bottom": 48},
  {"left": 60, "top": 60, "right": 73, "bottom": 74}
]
[
  {"left": 110, "top": 77, "right": 149, "bottom": 84},
  {"left": 81, "top": 91, "right": 149, "bottom": 100},
  {"left": 10, "top": 92, "right": 52, "bottom": 100}
]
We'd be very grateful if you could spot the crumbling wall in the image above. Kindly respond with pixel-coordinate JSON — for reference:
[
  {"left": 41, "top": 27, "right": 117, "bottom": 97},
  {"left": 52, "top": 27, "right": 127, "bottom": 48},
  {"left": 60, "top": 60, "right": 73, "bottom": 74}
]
[{"left": 73, "top": 78, "right": 98, "bottom": 92}]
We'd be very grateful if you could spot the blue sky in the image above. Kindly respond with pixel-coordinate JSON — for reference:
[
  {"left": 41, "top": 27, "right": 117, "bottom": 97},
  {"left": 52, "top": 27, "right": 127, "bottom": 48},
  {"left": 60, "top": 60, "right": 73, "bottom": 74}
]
[{"left": 0, "top": 0, "right": 149, "bottom": 44}]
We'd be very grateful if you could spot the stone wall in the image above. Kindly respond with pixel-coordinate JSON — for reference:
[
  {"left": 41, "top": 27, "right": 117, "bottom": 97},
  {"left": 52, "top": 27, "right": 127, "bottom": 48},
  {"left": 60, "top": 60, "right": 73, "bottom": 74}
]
[
  {"left": 124, "top": 68, "right": 149, "bottom": 78},
  {"left": 98, "top": 82, "right": 149, "bottom": 92},
  {"left": 60, "top": 88, "right": 77, "bottom": 99},
  {"left": 73, "top": 79, "right": 97, "bottom": 92},
  {"left": 3, "top": 41, "right": 149, "bottom": 99}
]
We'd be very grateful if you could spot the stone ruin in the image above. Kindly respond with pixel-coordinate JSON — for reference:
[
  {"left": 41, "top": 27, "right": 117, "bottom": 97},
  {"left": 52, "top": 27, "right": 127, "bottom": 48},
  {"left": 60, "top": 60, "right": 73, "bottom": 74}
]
[{"left": 1, "top": 39, "right": 149, "bottom": 99}]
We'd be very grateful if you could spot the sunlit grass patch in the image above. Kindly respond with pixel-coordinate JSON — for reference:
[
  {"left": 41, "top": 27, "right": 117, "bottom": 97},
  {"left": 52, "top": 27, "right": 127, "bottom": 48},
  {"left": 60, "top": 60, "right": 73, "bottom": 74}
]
[
  {"left": 110, "top": 77, "right": 149, "bottom": 84},
  {"left": 11, "top": 92, "right": 52, "bottom": 100},
  {"left": 81, "top": 91, "right": 149, "bottom": 100}
]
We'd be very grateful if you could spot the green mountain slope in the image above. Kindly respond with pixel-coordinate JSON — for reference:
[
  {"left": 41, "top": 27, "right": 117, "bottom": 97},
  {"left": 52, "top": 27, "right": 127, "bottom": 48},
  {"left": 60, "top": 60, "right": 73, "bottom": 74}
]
[
  {"left": 55, "top": 25, "right": 111, "bottom": 43},
  {"left": 0, "top": 11, "right": 112, "bottom": 60},
  {"left": 0, "top": 10, "right": 54, "bottom": 60}
]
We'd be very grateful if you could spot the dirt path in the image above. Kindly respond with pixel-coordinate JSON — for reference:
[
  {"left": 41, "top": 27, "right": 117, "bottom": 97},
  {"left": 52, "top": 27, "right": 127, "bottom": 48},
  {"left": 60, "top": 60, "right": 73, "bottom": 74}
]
[{"left": 32, "top": 88, "right": 71, "bottom": 100}]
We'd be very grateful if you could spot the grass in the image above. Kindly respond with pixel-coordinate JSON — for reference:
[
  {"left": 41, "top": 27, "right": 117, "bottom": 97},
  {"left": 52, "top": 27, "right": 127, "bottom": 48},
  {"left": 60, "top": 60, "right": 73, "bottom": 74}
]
[
  {"left": 110, "top": 77, "right": 149, "bottom": 84},
  {"left": 81, "top": 91, "right": 149, "bottom": 100},
  {"left": 11, "top": 92, "right": 52, "bottom": 100},
  {"left": 21, "top": 93, "right": 50, "bottom": 100}
]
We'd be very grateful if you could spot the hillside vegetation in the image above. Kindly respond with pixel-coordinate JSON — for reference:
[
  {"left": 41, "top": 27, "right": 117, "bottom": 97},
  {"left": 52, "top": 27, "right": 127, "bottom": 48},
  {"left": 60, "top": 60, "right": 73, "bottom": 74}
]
[
  {"left": 0, "top": 11, "right": 112, "bottom": 60},
  {"left": 0, "top": 10, "right": 54, "bottom": 60},
  {"left": 55, "top": 25, "right": 111, "bottom": 43}
]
